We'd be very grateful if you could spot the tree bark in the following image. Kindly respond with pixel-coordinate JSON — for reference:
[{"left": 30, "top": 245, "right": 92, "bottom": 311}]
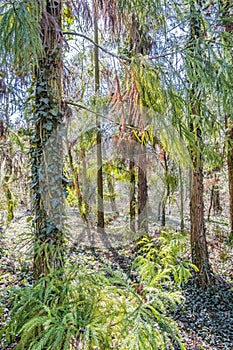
[
  {"left": 32, "top": 0, "right": 64, "bottom": 279},
  {"left": 138, "top": 149, "right": 148, "bottom": 234},
  {"left": 161, "top": 152, "right": 170, "bottom": 227},
  {"left": 93, "top": 1, "right": 105, "bottom": 232},
  {"left": 226, "top": 124, "right": 233, "bottom": 242},
  {"left": 67, "top": 143, "right": 88, "bottom": 223},
  {"left": 189, "top": 0, "right": 213, "bottom": 288},
  {"left": 190, "top": 154, "right": 212, "bottom": 287},
  {"left": 130, "top": 160, "right": 136, "bottom": 233},
  {"left": 3, "top": 184, "right": 14, "bottom": 223},
  {"left": 220, "top": 0, "right": 233, "bottom": 243},
  {"left": 106, "top": 174, "right": 117, "bottom": 214},
  {"left": 179, "top": 166, "right": 185, "bottom": 231}
]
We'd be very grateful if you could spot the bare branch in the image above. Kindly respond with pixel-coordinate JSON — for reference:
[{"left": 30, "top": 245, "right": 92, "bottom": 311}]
[{"left": 63, "top": 31, "right": 130, "bottom": 62}]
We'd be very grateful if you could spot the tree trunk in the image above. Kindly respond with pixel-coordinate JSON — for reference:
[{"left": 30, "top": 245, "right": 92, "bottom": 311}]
[
  {"left": 213, "top": 186, "right": 222, "bottom": 215},
  {"left": 161, "top": 200, "right": 166, "bottom": 227},
  {"left": 2, "top": 86, "right": 14, "bottom": 223},
  {"left": 189, "top": 0, "right": 213, "bottom": 288},
  {"left": 93, "top": 2, "right": 104, "bottom": 232},
  {"left": 106, "top": 174, "right": 117, "bottom": 214},
  {"left": 138, "top": 149, "right": 148, "bottom": 234},
  {"left": 179, "top": 166, "right": 185, "bottom": 231},
  {"left": 3, "top": 184, "right": 14, "bottom": 223},
  {"left": 207, "top": 183, "right": 214, "bottom": 221},
  {"left": 161, "top": 152, "right": 170, "bottom": 227},
  {"left": 190, "top": 155, "right": 212, "bottom": 287},
  {"left": 226, "top": 124, "right": 233, "bottom": 242},
  {"left": 130, "top": 160, "right": 136, "bottom": 233},
  {"left": 220, "top": 0, "right": 233, "bottom": 243},
  {"left": 207, "top": 174, "right": 222, "bottom": 221},
  {"left": 67, "top": 143, "right": 88, "bottom": 223},
  {"left": 81, "top": 143, "right": 90, "bottom": 218},
  {"left": 32, "top": 0, "right": 64, "bottom": 279}
]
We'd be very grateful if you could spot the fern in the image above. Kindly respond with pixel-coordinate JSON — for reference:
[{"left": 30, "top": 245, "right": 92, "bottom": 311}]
[
  {"left": 133, "top": 229, "right": 198, "bottom": 287},
  {"left": 1, "top": 260, "right": 186, "bottom": 350}
]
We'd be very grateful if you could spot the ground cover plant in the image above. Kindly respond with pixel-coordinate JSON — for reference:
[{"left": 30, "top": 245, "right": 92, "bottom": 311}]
[
  {"left": 0, "top": 217, "right": 232, "bottom": 349},
  {"left": 1, "top": 228, "right": 188, "bottom": 350}
]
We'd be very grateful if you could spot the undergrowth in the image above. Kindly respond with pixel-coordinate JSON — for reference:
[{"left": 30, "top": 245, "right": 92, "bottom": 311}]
[
  {"left": 0, "top": 229, "right": 196, "bottom": 350},
  {"left": 133, "top": 230, "right": 198, "bottom": 287}
]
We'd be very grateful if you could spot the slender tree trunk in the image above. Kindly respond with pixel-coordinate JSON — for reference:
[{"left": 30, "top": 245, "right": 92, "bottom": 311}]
[
  {"left": 161, "top": 152, "right": 170, "bottom": 227},
  {"left": 221, "top": 0, "right": 233, "bottom": 242},
  {"left": 179, "top": 166, "right": 185, "bottom": 231},
  {"left": 190, "top": 152, "right": 212, "bottom": 287},
  {"left": 161, "top": 199, "right": 166, "bottom": 227},
  {"left": 2, "top": 86, "right": 14, "bottom": 223},
  {"left": 93, "top": 2, "right": 104, "bottom": 232},
  {"left": 226, "top": 124, "right": 233, "bottom": 242},
  {"left": 67, "top": 144, "right": 88, "bottom": 223},
  {"left": 3, "top": 184, "right": 14, "bottom": 223},
  {"left": 189, "top": 0, "right": 212, "bottom": 288},
  {"left": 157, "top": 201, "right": 162, "bottom": 222},
  {"left": 32, "top": 0, "right": 64, "bottom": 279},
  {"left": 207, "top": 184, "right": 214, "bottom": 221},
  {"left": 138, "top": 149, "right": 148, "bottom": 233},
  {"left": 106, "top": 174, "right": 117, "bottom": 214},
  {"left": 130, "top": 160, "right": 136, "bottom": 233},
  {"left": 81, "top": 144, "right": 90, "bottom": 219},
  {"left": 213, "top": 186, "right": 221, "bottom": 215}
]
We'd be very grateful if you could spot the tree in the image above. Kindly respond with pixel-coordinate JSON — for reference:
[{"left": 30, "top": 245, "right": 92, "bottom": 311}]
[
  {"left": 220, "top": 0, "right": 233, "bottom": 243},
  {"left": 0, "top": 0, "right": 66, "bottom": 278},
  {"left": 93, "top": 1, "right": 105, "bottom": 233},
  {"left": 31, "top": 0, "right": 65, "bottom": 278},
  {"left": 188, "top": 0, "right": 213, "bottom": 288}
]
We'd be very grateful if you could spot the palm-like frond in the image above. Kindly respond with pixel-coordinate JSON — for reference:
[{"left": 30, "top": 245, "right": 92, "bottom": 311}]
[{"left": 0, "top": 0, "right": 44, "bottom": 73}]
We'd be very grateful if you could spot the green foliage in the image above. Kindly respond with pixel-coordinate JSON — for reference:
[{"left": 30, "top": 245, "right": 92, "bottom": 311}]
[
  {"left": 133, "top": 58, "right": 165, "bottom": 114},
  {"left": 1, "top": 262, "right": 186, "bottom": 350},
  {"left": 0, "top": 0, "right": 44, "bottom": 73},
  {"left": 133, "top": 230, "right": 198, "bottom": 287},
  {"left": 165, "top": 173, "right": 178, "bottom": 194},
  {"left": 65, "top": 185, "right": 79, "bottom": 207}
]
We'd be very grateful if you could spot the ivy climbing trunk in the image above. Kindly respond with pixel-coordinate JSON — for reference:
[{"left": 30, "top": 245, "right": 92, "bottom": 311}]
[
  {"left": 189, "top": 0, "right": 212, "bottom": 288},
  {"left": 32, "top": 0, "right": 64, "bottom": 279}
]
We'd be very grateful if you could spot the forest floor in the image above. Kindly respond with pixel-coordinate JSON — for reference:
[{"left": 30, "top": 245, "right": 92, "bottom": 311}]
[{"left": 0, "top": 209, "right": 233, "bottom": 350}]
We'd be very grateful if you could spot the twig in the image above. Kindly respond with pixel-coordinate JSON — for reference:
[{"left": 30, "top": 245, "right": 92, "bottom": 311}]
[
  {"left": 63, "top": 31, "right": 129, "bottom": 62},
  {"left": 66, "top": 100, "right": 137, "bottom": 131}
]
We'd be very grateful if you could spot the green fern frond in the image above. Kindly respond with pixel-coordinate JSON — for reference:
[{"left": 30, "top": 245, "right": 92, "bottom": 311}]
[{"left": 2, "top": 261, "right": 186, "bottom": 350}]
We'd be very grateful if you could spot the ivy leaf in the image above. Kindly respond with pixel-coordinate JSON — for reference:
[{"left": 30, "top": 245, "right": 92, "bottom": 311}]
[
  {"left": 50, "top": 108, "right": 58, "bottom": 116},
  {"left": 44, "top": 122, "right": 53, "bottom": 131},
  {"left": 40, "top": 97, "right": 50, "bottom": 104}
]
